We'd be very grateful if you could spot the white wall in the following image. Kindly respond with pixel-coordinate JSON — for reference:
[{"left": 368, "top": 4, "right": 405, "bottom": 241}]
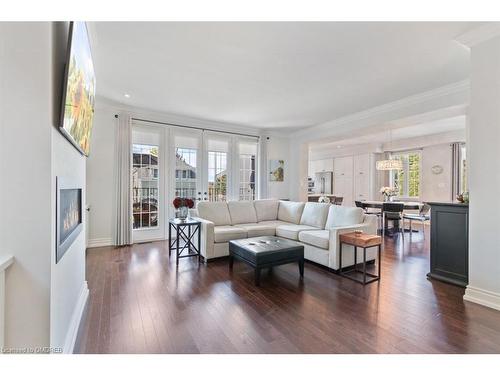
[
  {"left": 265, "top": 135, "right": 291, "bottom": 199},
  {"left": 49, "top": 22, "right": 88, "bottom": 352},
  {"left": 86, "top": 106, "right": 116, "bottom": 247},
  {"left": 0, "top": 22, "right": 53, "bottom": 349},
  {"left": 464, "top": 34, "right": 500, "bottom": 310},
  {"left": 0, "top": 22, "right": 88, "bottom": 352}
]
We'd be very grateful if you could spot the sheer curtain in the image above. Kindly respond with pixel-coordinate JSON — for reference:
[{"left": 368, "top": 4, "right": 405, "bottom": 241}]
[
  {"left": 451, "top": 142, "right": 461, "bottom": 201},
  {"left": 114, "top": 113, "right": 132, "bottom": 246}
]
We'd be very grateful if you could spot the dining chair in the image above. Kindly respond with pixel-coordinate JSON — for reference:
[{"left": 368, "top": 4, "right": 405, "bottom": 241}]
[
  {"left": 356, "top": 200, "right": 383, "bottom": 231},
  {"left": 382, "top": 202, "right": 405, "bottom": 241},
  {"left": 403, "top": 203, "right": 431, "bottom": 240}
]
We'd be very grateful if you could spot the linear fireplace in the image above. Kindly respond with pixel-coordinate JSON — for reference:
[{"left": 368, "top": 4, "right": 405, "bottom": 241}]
[{"left": 56, "top": 177, "right": 83, "bottom": 263}]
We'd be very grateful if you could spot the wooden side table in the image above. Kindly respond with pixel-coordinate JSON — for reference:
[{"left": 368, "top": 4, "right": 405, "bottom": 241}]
[
  {"left": 168, "top": 218, "right": 201, "bottom": 265},
  {"left": 339, "top": 232, "right": 382, "bottom": 285}
]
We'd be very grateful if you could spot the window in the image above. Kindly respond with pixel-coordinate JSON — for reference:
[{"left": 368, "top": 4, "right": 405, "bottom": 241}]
[
  {"left": 175, "top": 147, "right": 197, "bottom": 201},
  {"left": 390, "top": 151, "right": 421, "bottom": 198},
  {"left": 132, "top": 144, "right": 159, "bottom": 229},
  {"left": 208, "top": 151, "right": 227, "bottom": 201}
]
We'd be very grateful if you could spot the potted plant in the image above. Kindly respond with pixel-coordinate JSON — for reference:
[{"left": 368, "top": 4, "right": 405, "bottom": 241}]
[
  {"left": 380, "top": 186, "right": 397, "bottom": 202},
  {"left": 173, "top": 197, "right": 195, "bottom": 221}
]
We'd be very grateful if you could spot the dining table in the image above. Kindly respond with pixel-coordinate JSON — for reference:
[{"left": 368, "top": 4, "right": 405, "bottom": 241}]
[
  {"left": 359, "top": 200, "right": 423, "bottom": 210},
  {"left": 359, "top": 200, "right": 423, "bottom": 234}
]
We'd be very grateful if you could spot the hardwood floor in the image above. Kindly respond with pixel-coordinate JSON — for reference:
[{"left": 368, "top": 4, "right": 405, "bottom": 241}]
[{"left": 75, "top": 228, "right": 500, "bottom": 354}]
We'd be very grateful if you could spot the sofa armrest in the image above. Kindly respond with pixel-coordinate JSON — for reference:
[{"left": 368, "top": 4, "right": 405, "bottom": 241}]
[
  {"left": 192, "top": 217, "right": 215, "bottom": 260},
  {"left": 327, "top": 219, "right": 378, "bottom": 270}
]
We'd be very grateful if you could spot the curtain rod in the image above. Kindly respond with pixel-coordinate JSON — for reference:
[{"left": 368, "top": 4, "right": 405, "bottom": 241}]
[{"left": 122, "top": 116, "right": 260, "bottom": 139}]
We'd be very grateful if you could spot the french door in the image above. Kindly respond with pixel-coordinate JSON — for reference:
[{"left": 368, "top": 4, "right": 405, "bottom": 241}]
[
  {"left": 170, "top": 129, "right": 232, "bottom": 208},
  {"left": 132, "top": 122, "right": 259, "bottom": 242}
]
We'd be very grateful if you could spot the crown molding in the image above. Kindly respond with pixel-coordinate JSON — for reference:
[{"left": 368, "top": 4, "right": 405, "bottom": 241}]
[
  {"left": 456, "top": 23, "right": 500, "bottom": 48},
  {"left": 290, "top": 79, "right": 470, "bottom": 140}
]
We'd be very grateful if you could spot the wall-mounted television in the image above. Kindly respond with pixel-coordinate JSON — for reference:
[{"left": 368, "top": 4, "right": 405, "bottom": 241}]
[{"left": 60, "top": 21, "right": 96, "bottom": 156}]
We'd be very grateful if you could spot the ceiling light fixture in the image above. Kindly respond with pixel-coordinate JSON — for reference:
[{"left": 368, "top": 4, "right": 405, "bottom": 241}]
[
  {"left": 124, "top": 93, "right": 131, "bottom": 98},
  {"left": 376, "top": 127, "right": 402, "bottom": 171}
]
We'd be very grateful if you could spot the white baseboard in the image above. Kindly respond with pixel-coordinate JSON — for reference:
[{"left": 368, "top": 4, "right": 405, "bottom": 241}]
[
  {"left": 87, "top": 238, "right": 113, "bottom": 248},
  {"left": 63, "top": 281, "right": 89, "bottom": 354},
  {"left": 464, "top": 285, "right": 500, "bottom": 311}
]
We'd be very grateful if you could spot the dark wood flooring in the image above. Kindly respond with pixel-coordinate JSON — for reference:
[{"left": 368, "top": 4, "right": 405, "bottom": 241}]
[{"left": 75, "top": 228, "right": 500, "bottom": 353}]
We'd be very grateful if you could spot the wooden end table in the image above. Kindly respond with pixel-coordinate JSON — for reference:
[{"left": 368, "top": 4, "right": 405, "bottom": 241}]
[
  {"left": 168, "top": 218, "right": 201, "bottom": 265},
  {"left": 339, "top": 232, "right": 382, "bottom": 285}
]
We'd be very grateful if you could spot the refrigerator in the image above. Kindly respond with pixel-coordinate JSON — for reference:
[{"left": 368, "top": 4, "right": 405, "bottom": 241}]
[{"left": 314, "top": 172, "right": 333, "bottom": 194}]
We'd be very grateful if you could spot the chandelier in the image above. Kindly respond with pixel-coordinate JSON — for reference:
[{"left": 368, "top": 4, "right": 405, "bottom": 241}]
[
  {"left": 376, "top": 159, "right": 403, "bottom": 171},
  {"left": 376, "top": 126, "right": 403, "bottom": 171}
]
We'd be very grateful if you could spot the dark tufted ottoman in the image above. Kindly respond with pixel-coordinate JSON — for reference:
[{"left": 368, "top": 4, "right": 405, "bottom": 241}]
[{"left": 229, "top": 236, "right": 304, "bottom": 286}]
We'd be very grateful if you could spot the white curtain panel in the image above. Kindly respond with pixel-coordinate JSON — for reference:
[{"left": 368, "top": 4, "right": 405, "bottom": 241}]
[
  {"left": 114, "top": 113, "right": 132, "bottom": 246},
  {"left": 451, "top": 142, "right": 461, "bottom": 201}
]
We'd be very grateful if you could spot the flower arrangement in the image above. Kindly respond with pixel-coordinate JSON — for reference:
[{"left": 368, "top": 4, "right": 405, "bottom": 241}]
[
  {"left": 318, "top": 195, "right": 331, "bottom": 204},
  {"left": 173, "top": 197, "right": 195, "bottom": 220},
  {"left": 456, "top": 191, "right": 469, "bottom": 204},
  {"left": 380, "top": 186, "right": 397, "bottom": 201},
  {"left": 172, "top": 197, "right": 195, "bottom": 209}
]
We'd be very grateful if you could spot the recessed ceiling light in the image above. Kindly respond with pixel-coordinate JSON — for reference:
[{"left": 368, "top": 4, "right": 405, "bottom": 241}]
[
  {"left": 336, "top": 145, "right": 342, "bottom": 148},
  {"left": 124, "top": 93, "right": 131, "bottom": 98}
]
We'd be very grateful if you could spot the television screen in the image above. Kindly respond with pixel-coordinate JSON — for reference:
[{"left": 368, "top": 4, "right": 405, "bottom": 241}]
[{"left": 60, "top": 21, "right": 96, "bottom": 156}]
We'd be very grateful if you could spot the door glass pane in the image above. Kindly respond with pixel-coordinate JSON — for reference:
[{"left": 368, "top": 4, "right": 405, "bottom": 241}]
[
  {"left": 239, "top": 154, "right": 256, "bottom": 201},
  {"left": 175, "top": 147, "right": 197, "bottom": 201},
  {"left": 208, "top": 151, "right": 227, "bottom": 201},
  {"left": 132, "top": 144, "right": 159, "bottom": 229}
]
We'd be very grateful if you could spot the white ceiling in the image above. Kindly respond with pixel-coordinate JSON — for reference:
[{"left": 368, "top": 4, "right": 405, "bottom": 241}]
[
  {"left": 90, "top": 22, "right": 477, "bottom": 131},
  {"left": 311, "top": 115, "right": 466, "bottom": 150}
]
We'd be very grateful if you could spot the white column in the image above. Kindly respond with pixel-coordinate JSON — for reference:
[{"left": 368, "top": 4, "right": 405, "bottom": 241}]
[{"left": 461, "top": 29, "right": 500, "bottom": 310}]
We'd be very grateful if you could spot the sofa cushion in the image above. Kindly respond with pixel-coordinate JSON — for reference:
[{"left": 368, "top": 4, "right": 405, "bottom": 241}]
[
  {"left": 325, "top": 205, "right": 364, "bottom": 228},
  {"left": 300, "top": 202, "right": 330, "bottom": 228},
  {"left": 253, "top": 199, "right": 280, "bottom": 222},
  {"left": 214, "top": 226, "right": 247, "bottom": 243},
  {"left": 257, "top": 220, "right": 289, "bottom": 228},
  {"left": 276, "top": 224, "right": 318, "bottom": 240},
  {"left": 197, "top": 202, "right": 232, "bottom": 226},
  {"left": 234, "top": 223, "right": 276, "bottom": 237},
  {"left": 277, "top": 201, "right": 305, "bottom": 224},
  {"left": 227, "top": 201, "right": 257, "bottom": 225},
  {"left": 298, "top": 230, "right": 329, "bottom": 250}
]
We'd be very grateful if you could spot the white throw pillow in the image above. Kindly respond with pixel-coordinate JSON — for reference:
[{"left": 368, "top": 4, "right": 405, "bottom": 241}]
[
  {"left": 197, "top": 202, "right": 232, "bottom": 226},
  {"left": 227, "top": 201, "right": 258, "bottom": 225},
  {"left": 300, "top": 202, "right": 330, "bottom": 228},
  {"left": 325, "top": 205, "right": 364, "bottom": 228},
  {"left": 253, "top": 199, "right": 280, "bottom": 222},
  {"left": 277, "top": 201, "right": 305, "bottom": 224}
]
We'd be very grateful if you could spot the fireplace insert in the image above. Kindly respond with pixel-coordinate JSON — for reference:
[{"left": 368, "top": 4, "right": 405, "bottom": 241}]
[{"left": 56, "top": 177, "right": 83, "bottom": 263}]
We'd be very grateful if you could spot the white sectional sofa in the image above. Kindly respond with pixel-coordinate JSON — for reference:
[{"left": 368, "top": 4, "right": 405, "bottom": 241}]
[{"left": 193, "top": 200, "right": 378, "bottom": 271}]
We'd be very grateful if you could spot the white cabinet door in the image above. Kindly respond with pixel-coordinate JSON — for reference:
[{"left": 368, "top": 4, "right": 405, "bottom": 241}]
[
  {"left": 354, "top": 154, "right": 371, "bottom": 201},
  {"left": 313, "top": 158, "right": 334, "bottom": 173},
  {"left": 333, "top": 156, "right": 353, "bottom": 206}
]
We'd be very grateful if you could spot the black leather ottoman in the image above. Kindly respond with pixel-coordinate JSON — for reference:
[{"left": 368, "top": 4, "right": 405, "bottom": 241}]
[{"left": 229, "top": 236, "right": 304, "bottom": 286}]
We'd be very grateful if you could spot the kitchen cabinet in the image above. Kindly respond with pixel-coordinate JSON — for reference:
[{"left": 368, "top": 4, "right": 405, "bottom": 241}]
[
  {"left": 333, "top": 156, "right": 353, "bottom": 206},
  {"left": 310, "top": 158, "right": 334, "bottom": 175},
  {"left": 353, "top": 154, "right": 372, "bottom": 201}
]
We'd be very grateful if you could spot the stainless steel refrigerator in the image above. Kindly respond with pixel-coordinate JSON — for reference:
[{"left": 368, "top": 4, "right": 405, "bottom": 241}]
[{"left": 314, "top": 172, "right": 333, "bottom": 194}]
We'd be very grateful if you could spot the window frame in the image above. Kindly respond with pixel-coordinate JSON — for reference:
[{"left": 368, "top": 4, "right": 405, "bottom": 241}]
[
  {"left": 389, "top": 150, "right": 422, "bottom": 200},
  {"left": 132, "top": 143, "right": 160, "bottom": 231},
  {"left": 238, "top": 153, "right": 257, "bottom": 201}
]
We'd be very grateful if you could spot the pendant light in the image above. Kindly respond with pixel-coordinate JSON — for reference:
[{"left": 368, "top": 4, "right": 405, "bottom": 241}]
[{"left": 376, "top": 127, "right": 403, "bottom": 171}]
